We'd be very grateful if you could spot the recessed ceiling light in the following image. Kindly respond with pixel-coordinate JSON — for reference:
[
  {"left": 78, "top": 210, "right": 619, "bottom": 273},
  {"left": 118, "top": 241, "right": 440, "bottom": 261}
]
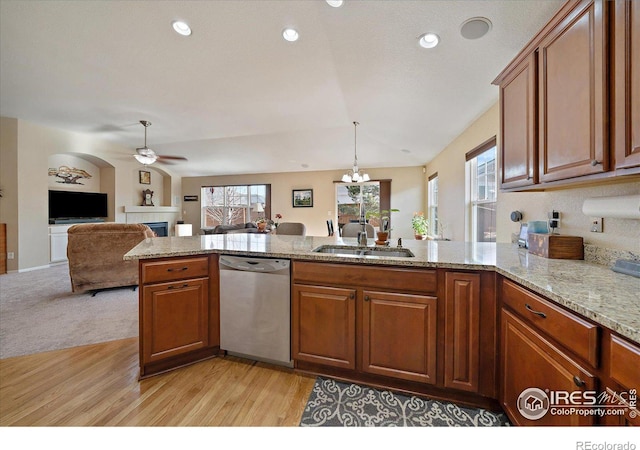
[
  {"left": 282, "top": 28, "right": 299, "bottom": 42},
  {"left": 419, "top": 33, "right": 439, "bottom": 49},
  {"left": 326, "top": 0, "right": 344, "bottom": 7},
  {"left": 460, "top": 17, "right": 492, "bottom": 40},
  {"left": 172, "top": 21, "right": 192, "bottom": 36}
]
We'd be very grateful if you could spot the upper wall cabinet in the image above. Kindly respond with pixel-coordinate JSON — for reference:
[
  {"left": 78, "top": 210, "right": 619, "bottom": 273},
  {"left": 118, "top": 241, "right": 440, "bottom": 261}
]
[
  {"left": 494, "top": 0, "right": 640, "bottom": 191},
  {"left": 499, "top": 53, "right": 538, "bottom": 189},
  {"left": 613, "top": 0, "right": 640, "bottom": 170},
  {"left": 538, "top": 0, "right": 607, "bottom": 182}
]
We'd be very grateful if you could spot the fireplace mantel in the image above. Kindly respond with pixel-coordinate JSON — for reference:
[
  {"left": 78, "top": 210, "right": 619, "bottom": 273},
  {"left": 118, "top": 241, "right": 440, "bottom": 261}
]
[{"left": 124, "top": 206, "right": 180, "bottom": 213}]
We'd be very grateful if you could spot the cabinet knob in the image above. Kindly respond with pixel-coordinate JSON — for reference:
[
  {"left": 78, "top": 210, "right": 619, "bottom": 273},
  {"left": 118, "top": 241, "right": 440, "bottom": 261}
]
[
  {"left": 525, "top": 303, "right": 547, "bottom": 319},
  {"left": 590, "top": 159, "right": 601, "bottom": 166},
  {"left": 573, "top": 375, "right": 586, "bottom": 388},
  {"left": 364, "top": 295, "right": 370, "bottom": 302},
  {"left": 349, "top": 293, "right": 355, "bottom": 299}
]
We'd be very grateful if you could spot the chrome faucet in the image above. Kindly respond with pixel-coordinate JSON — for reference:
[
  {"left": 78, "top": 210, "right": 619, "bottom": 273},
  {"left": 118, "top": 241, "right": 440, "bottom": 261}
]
[
  {"left": 397, "top": 238, "right": 402, "bottom": 248},
  {"left": 358, "top": 202, "right": 368, "bottom": 246}
]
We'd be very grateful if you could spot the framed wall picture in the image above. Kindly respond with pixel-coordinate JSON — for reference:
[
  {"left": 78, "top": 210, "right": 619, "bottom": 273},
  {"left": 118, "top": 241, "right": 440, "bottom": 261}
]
[
  {"left": 139, "top": 170, "right": 151, "bottom": 185},
  {"left": 292, "top": 189, "right": 313, "bottom": 208}
]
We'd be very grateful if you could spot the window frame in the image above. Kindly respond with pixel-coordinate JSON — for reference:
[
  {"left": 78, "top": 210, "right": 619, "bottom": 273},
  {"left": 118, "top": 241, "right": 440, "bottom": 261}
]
[
  {"left": 466, "top": 137, "right": 497, "bottom": 243},
  {"left": 200, "top": 184, "right": 271, "bottom": 229}
]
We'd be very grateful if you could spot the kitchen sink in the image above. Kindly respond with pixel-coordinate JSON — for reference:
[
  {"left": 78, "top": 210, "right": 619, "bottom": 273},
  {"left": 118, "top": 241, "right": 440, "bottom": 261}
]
[{"left": 312, "top": 245, "right": 415, "bottom": 258}]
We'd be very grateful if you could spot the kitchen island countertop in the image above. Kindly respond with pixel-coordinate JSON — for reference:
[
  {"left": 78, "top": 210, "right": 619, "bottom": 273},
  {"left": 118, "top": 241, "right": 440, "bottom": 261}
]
[{"left": 125, "top": 234, "right": 640, "bottom": 344}]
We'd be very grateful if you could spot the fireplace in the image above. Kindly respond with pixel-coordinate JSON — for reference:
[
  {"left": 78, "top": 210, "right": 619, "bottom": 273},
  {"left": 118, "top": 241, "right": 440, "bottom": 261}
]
[{"left": 143, "top": 221, "right": 169, "bottom": 237}]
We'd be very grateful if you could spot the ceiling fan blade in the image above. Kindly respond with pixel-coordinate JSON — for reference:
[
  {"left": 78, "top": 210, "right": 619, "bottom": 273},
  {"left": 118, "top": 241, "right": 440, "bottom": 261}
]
[{"left": 157, "top": 155, "right": 188, "bottom": 161}]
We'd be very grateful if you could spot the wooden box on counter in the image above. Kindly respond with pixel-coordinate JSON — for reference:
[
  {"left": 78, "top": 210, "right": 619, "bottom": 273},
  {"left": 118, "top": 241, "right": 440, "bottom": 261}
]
[{"left": 527, "top": 233, "right": 584, "bottom": 260}]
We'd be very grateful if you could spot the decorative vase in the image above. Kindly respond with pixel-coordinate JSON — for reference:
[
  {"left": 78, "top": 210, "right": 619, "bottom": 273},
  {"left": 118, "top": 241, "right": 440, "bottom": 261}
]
[{"left": 257, "top": 222, "right": 266, "bottom": 232}]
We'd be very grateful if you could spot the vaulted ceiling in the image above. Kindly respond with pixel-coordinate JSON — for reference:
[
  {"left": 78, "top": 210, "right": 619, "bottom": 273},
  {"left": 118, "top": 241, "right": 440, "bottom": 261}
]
[{"left": 0, "top": 0, "right": 563, "bottom": 177}]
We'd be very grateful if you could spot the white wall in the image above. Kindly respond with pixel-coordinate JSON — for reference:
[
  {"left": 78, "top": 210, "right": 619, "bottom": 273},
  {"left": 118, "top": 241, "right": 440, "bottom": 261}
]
[{"left": 181, "top": 166, "right": 425, "bottom": 239}]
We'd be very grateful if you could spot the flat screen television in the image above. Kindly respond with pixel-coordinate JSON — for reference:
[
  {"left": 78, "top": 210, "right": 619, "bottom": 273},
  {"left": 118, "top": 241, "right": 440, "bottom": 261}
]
[{"left": 49, "top": 190, "right": 108, "bottom": 222}]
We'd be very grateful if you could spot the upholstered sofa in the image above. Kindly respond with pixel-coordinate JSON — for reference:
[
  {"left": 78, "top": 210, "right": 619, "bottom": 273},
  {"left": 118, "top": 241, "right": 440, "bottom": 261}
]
[
  {"left": 67, "top": 222, "right": 155, "bottom": 294},
  {"left": 202, "top": 223, "right": 260, "bottom": 234}
]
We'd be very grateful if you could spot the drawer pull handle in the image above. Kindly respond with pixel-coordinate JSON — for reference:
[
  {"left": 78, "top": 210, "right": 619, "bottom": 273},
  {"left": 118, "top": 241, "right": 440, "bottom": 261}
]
[
  {"left": 573, "top": 375, "right": 586, "bottom": 387},
  {"left": 349, "top": 293, "right": 355, "bottom": 299},
  {"left": 364, "top": 295, "right": 370, "bottom": 302},
  {"left": 168, "top": 283, "right": 189, "bottom": 290},
  {"left": 167, "top": 267, "right": 189, "bottom": 272},
  {"left": 525, "top": 303, "right": 546, "bottom": 318}
]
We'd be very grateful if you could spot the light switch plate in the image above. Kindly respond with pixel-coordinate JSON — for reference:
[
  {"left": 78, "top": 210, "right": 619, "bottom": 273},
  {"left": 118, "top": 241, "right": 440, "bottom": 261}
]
[{"left": 590, "top": 218, "right": 603, "bottom": 233}]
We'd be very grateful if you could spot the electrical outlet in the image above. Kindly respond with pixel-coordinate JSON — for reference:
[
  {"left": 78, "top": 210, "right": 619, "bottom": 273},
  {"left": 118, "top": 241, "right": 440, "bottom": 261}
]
[
  {"left": 7, "top": 252, "right": 15, "bottom": 260},
  {"left": 590, "top": 218, "right": 603, "bottom": 233},
  {"left": 548, "top": 210, "right": 561, "bottom": 230}
]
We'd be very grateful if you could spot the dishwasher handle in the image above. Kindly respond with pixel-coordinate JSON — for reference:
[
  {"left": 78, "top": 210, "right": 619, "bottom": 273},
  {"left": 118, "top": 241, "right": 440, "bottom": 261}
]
[{"left": 219, "top": 256, "right": 290, "bottom": 273}]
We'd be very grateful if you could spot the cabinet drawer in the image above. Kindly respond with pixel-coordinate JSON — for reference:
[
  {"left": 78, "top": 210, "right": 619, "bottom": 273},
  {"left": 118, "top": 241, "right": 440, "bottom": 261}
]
[
  {"left": 501, "top": 279, "right": 599, "bottom": 367},
  {"left": 292, "top": 261, "right": 437, "bottom": 293},
  {"left": 141, "top": 256, "right": 209, "bottom": 284},
  {"left": 610, "top": 335, "right": 640, "bottom": 389}
]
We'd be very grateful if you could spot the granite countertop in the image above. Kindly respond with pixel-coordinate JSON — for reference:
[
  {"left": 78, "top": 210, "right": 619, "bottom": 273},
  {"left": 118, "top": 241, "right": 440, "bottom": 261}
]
[{"left": 125, "top": 234, "right": 640, "bottom": 344}]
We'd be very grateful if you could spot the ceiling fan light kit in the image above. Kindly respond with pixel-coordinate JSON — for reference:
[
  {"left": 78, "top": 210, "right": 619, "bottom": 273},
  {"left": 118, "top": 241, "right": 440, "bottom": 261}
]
[
  {"left": 341, "top": 121, "right": 370, "bottom": 183},
  {"left": 134, "top": 120, "right": 187, "bottom": 166}
]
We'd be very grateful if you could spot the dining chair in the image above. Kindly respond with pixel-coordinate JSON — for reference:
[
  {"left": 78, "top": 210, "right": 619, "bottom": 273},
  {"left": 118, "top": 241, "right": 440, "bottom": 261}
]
[
  {"left": 276, "top": 222, "right": 306, "bottom": 236},
  {"left": 326, "top": 219, "right": 334, "bottom": 236},
  {"left": 341, "top": 223, "right": 374, "bottom": 238}
]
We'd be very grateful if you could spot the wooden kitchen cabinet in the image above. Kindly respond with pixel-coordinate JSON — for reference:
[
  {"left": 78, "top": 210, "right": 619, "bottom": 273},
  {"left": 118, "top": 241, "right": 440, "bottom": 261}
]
[
  {"left": 141, "top": 278, "right": 209, "bottom": 363},
  {"left": 601, "top": 334, "right": 640, "bottom": 425},
  {"left": 292, "top": 261, "right": 439, "bottom": 386},
  {"left": 493, "top": 0, "right": 640, "bottom": 190},
  {"left": 139, "top": 255, "right": 220, "bottom": 378},
  {"left": 292, "top": 284, "right": 356, "bottom": 370},
  {"left": 538, "top": 0, "right": 607, "bottom": 182},
  {"left": 501, "top": 308, "right": 597, "bottom": 426},
  {"left": 361, "top": 290, "right": 437, "bottom": 384},
  {"left": 444, "top": 272, "right": 481, "bottom": 393},
  {"left": 499, "top": 53, "right": 538, "bottom": 189},
  {"left": 613, "top": 0, "right": 640, "bottom": 171}
]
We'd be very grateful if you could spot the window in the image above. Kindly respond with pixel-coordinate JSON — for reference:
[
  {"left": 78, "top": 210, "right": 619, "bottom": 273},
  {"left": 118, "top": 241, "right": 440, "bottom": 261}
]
[
  {"left": 336, "top": 182, "right": 380, "bottom": 234},
  {"left": 466, "top": 137, "right": 497, "bottom": 243},
  {"left": 201, "top": 184, "right": 270, "bottom": 228},
  {"left": 428, "top": 173, "right": 438, "bottom": 237}
]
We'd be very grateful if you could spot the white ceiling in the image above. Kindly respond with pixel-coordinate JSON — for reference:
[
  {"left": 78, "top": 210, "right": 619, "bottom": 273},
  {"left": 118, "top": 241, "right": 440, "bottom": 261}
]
[{"left": 0, "top": 0, "right": 564, "bottom": 178}]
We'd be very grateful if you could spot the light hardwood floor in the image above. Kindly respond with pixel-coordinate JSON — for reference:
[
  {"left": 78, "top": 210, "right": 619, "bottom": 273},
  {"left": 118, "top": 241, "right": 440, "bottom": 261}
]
[{"left": 0, "top": 338, "right": 316, "bottom": 426}]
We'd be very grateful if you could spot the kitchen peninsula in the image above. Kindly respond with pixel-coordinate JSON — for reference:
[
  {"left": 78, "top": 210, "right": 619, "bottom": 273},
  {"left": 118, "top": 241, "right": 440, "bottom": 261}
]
[{"left": 124, "top": 234, "right": 640, "bottom": 426}]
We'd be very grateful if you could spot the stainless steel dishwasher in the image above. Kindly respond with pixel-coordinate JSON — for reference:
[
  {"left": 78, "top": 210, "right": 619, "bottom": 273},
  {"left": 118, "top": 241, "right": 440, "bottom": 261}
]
[{"left": 219, "top": 255, "right": 292, "bottom": 367}]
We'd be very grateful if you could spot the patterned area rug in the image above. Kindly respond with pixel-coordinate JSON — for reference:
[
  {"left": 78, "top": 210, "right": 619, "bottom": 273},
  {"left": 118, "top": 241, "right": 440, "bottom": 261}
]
[{"left": 300, "top": 377, "right": 510, "bottom": 427}]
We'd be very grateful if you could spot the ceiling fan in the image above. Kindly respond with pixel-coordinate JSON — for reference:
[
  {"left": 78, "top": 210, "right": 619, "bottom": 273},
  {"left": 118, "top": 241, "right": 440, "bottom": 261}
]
[{"left": 134, "top": 120, "right": 187, "bottom": 165}]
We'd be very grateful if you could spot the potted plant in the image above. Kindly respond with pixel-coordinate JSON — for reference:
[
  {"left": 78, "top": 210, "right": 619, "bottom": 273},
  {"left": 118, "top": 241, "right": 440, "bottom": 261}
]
[
  {"left": 366, "top": 209, "right": 399, "bottom": 243},
  {"left": 411, "top": 212, "right": 429, "bottom": 240}
]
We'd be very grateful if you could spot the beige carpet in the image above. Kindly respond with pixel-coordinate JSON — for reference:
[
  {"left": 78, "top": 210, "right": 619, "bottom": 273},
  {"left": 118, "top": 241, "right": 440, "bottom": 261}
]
[{"left": 0, "top": 263, "right": 138, "bottom": 359}]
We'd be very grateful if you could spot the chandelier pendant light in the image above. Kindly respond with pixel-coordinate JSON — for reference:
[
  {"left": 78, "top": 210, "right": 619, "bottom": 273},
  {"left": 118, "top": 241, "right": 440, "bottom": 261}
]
[{"left": 341, "top": 121, "right": 370, "bottom": 183}]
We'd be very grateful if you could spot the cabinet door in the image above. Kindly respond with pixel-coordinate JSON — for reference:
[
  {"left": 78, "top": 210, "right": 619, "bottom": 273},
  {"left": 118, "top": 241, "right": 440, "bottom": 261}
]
[
  {"left": 361, "top": 290, "right": 437, "bottom": 384},
  {"left": 501, "top": 309, "right": 596, "bottom": 426},
  {"left": 539, "top": 0, "right": 608, "bottom": 182},
  {"left": 500, "top": 53, "right": 537, "bottom": 189},
  {"left": 292, "top": 284, "right": 356, "bottom": 370},
  {"left": 613, "top": 0, "right": 640, "bottom": 170},
  {"left": 444, "top": 272, "right": 480, "bottom": 393},
  {"left": 50, "top": 232, "right": 69, "bottom": 262},
  {"left": 141, "top": 278, "right": 209, "bottom": 363}
]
